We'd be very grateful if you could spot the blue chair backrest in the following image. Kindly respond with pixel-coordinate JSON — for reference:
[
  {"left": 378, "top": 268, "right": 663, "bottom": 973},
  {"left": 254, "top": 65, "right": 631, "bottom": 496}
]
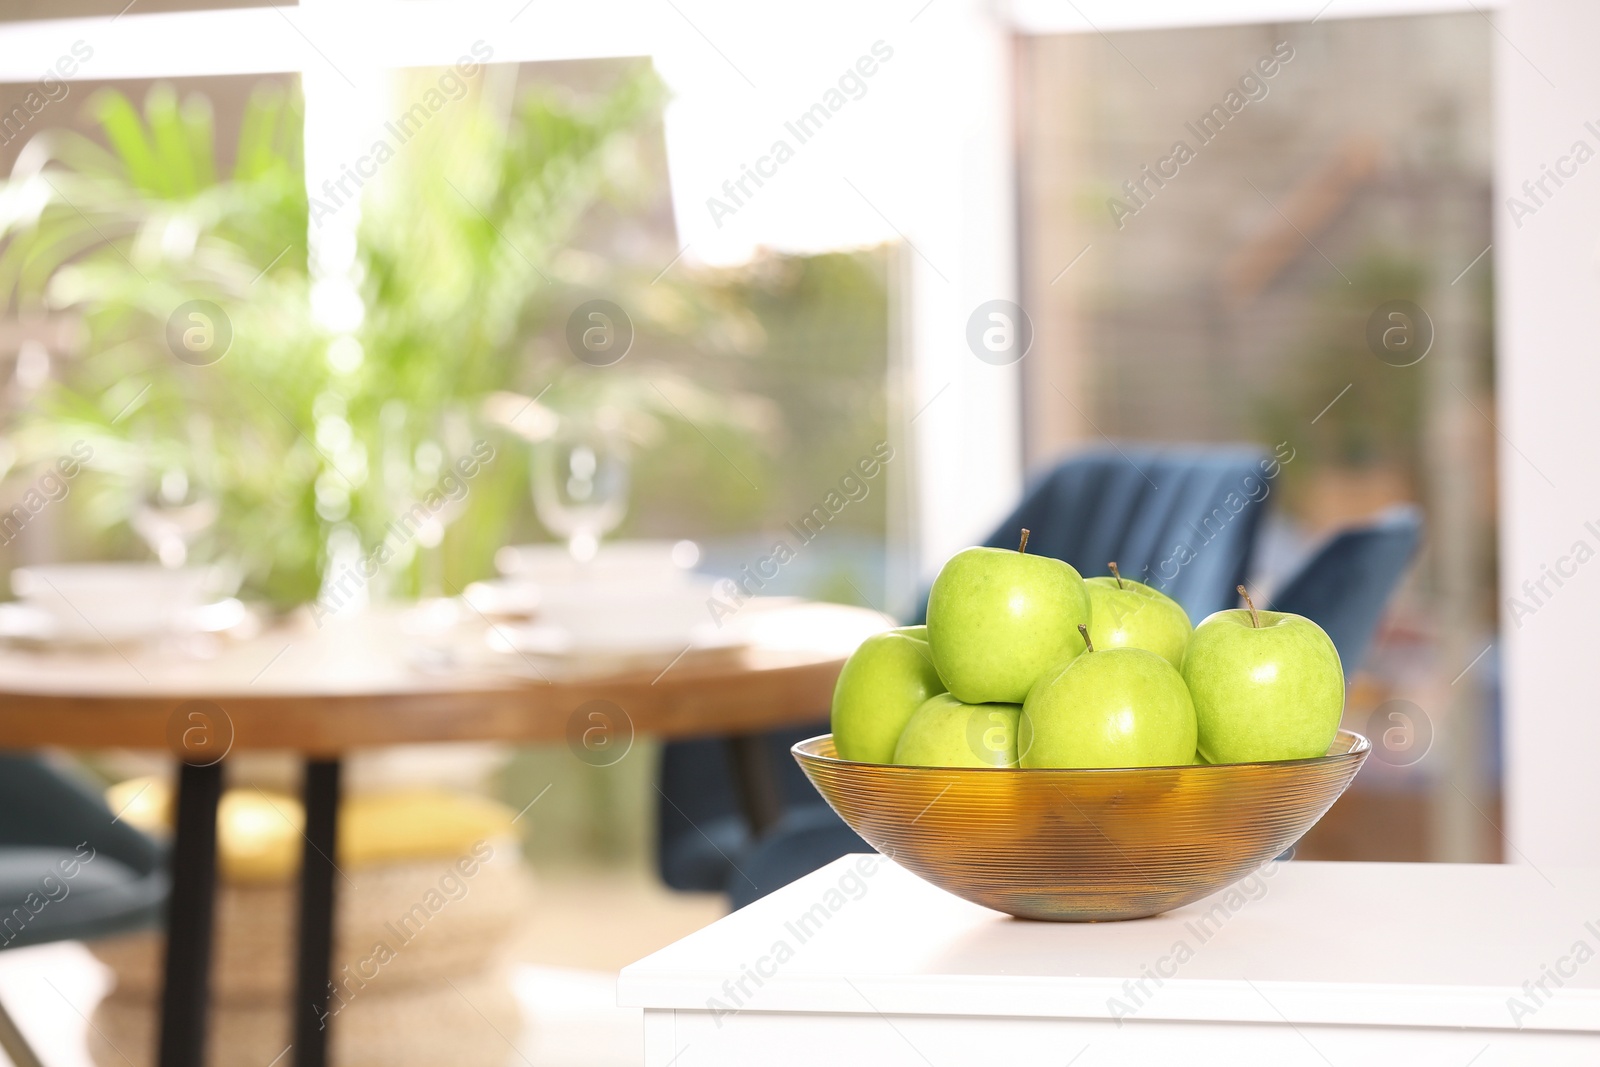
[
  {"left": 656, "top": 724, "right": 828, "bottom": 892},
  {"left": 1268, "top": 504, "right": 1423, "bottom": 678},
  {"left": 0, "top": 755, "right": 161, "bottom": 877},
  {"left": 0, "top": 753, "right": 167, "bottom": 949},
  {"left": 913, "top": 444, "right": 1277, "bottom": 624}
]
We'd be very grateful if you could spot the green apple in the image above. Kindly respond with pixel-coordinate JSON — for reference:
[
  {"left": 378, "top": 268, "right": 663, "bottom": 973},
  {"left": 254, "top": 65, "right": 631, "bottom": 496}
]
[
  {"left": 1182, "top": 586, "right": 1344, "bottom": 763},
  {"left": 830, "top": 629, "right": 945, "bottom": 763},
  {"left": 1019, "top": 625, "right": 1197, "bottom": 768},
  {"left": 892, "top": 693, "right": 1021, "bottom": 768},
  {"left": 1084, "top": 563, "right": 1193, "bottom": 669},
  {"left": 925, "top": 532, "right": 1091, "bottom": 704}
]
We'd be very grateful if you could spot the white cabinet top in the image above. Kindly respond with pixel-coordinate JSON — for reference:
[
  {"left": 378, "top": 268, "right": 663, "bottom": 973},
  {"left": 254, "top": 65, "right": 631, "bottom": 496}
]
[{"left": 619, "top": 856, "right": 1600, "bottom": 1032}]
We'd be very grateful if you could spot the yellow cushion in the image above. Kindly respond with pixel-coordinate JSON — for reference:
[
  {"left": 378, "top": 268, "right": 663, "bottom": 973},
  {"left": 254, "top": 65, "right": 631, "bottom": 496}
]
[
  {"left": 106, "top": 776, "right": 172, "bottom": 836},
  {"left": 220, "top": 789, "right": 303, "bottom": 884},
  {"left": 105, "top": 778, "right": 517, "bottom": 884},
  {"left": 340, "top": 790, "right": 515, "bottom": 868}
]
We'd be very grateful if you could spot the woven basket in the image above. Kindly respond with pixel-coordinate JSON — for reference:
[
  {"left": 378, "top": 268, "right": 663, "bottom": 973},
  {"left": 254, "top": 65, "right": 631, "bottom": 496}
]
[
  {"left": 88, "top": 839, "right": 532, "bottom": 1066},
  {"left": 89, "top": 967, "right": 521, "bottom": 1067},
  {"left": 92, "top": 836, "right": 528, "bottom": 1001}
]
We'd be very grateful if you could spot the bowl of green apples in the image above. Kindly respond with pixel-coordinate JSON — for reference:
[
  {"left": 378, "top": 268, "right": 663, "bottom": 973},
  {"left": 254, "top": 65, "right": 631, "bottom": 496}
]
[{"left": 795, "top": 530, "right": 1369, "bottom": 922}]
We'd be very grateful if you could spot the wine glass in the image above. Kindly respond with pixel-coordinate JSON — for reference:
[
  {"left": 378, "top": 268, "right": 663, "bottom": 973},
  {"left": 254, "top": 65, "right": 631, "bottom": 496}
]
[
  {"left": 531, "top": 421, "right": 629, "bottom": 563},
  {"left": 380, "top": 401, "right": 477, "bottom": 600},
  {"left": 413, "top": 403, "right": 475, "bottom": 597},
  {"left": 132, "top": 459, "right": 217, "bottom": 569}
]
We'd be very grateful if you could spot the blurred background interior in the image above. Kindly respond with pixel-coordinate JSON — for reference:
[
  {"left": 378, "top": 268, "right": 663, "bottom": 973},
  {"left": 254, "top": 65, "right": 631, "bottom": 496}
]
[{"left": 0, "top": 3, "right": 1499, "bottom": 1066}]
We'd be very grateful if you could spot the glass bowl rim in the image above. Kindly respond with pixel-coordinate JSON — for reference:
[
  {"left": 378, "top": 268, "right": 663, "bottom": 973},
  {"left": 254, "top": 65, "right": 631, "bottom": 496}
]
[{"left": 794, "top": 728, "right": 1370, "bottom": 774}]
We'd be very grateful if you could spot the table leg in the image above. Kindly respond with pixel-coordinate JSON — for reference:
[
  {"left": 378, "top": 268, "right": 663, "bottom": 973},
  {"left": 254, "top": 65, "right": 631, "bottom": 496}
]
[
  {"left": 158, "top": 760, "right": 224, "bottom": 1067},
  {"left": 725, "top": 734, "right": 782, "bottom": 836},
  {"left": 292, "top": 758, "right": 342, "bottom": 1067}
]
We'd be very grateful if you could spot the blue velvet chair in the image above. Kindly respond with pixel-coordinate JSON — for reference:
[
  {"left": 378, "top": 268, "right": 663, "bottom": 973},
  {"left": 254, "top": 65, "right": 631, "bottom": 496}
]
[
  {"left": 657, "top": 723, "right": 830, "bottom": 894},
  {"left": 663, "top": 444, "right": 1278, "bottom": 903},
  {"left": 0, "top": 755, "right": 167, "bottom": 1067},
  {"left": 1268, "top": 504, "right": 1424, "bottom": 677},
  {"left": 726, "top": 806, "right": 868, "bottom": 911}
]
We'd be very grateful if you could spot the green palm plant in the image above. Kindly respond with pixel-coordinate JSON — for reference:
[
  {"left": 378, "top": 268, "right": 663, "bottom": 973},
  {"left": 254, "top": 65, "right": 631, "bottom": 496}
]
[
  {"left": 345, "top": 64, "right": 770, "bottom": 595},
  {"left": 1, "top": 82, "right": 324, "bottom": 601},
  {"left": 0, "top": 68, "right": 765, "bottom": 607}
]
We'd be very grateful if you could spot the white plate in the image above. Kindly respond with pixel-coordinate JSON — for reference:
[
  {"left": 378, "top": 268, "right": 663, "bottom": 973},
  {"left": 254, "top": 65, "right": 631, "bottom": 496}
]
[
  {"left": 488, "top": 579, "right": 732, "bottom": 659},
  {"left": 9, "top": 562, "right": 239, "bottom": 645},
  {"left": 460, "top": 579, "right": 542, "bottom": 618}
]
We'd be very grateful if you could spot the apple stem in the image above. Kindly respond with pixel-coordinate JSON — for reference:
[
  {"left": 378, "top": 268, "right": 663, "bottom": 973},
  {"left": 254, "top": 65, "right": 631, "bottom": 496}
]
[
  {"left": 1108, "top": 561, "right": 1123, "bottom": 589},
  {"left": 1078, "top": 622, "right": 1094, "bottom": 653},
  {"left": 1018, "top": 528, "right": 1030, "bottom": 554},
  {"left": 1237, "top": 584, "right": 1261, "bottom": 629}
]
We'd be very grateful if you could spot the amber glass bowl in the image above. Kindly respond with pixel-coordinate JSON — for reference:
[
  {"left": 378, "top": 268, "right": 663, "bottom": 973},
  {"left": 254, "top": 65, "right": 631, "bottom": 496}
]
[{"left": 793, "top": 731, "right": 1368, "bottom": 921}]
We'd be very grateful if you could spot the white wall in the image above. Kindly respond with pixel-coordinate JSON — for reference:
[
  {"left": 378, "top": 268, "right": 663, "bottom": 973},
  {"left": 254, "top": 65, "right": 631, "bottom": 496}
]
[
  {"left": 894, "top": 3, "right": 1023, "bottom": 585},
  {"left": 1496, "top": 0, "right": 1600, "bottom": 867}
]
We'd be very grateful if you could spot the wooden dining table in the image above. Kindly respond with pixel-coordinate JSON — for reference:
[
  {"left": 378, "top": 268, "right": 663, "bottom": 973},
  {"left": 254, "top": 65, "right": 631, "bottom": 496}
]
[{"left": 0, "top": 597, "right": 885, "bottom": 1067}]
